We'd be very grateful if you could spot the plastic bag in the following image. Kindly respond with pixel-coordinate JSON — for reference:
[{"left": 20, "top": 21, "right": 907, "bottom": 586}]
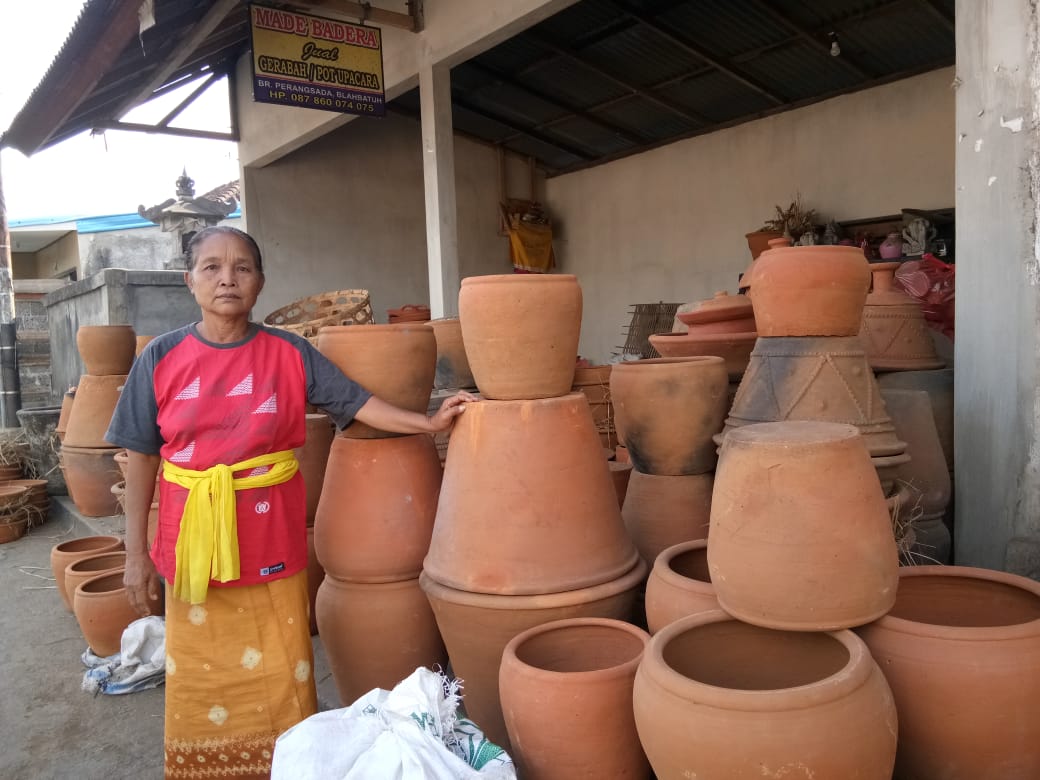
[
  {"left": 271, "top": 667, "right": 515, "bottom": 780},
  {"left": 895, "top": 253, "right": 955, "bottom": 340}
]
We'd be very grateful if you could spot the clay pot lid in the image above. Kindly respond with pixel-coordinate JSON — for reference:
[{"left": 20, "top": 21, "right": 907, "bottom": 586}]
[
  {"left": 866, "top": 261, "right": 917, "bottom": 306},
  {"left": 0, "top": 485, "right": 28, "bottom": 510},
  {"left": 678, "top": 291, "right": 755, "bottom": 326}
]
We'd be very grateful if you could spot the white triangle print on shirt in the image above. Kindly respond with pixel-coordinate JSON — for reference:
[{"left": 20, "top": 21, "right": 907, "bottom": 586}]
[
  {"left": 169, "top": 441, "right": 196, "bottom": 463},
  {"left": 174, "top": 376, "right": 201, "bottom": 400},
  {"left": 253, "top": 394, "right": 278, "bottom": 415},
  {"left": 227, "top": 373, "right": 254, "bottom": 397}
]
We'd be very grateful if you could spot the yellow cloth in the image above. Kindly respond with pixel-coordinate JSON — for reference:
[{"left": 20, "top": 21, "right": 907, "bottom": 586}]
[
  {"left": 508, "top": 219, "right": 556, "bottom": 272},
  {"left": 163, "top": 450, "right": 299, "bottom": 605}
]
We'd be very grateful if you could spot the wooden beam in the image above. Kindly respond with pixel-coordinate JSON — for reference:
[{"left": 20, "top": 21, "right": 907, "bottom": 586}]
[
  {"left": 290, "top": 0, "right": 421, "bottom": 32},
  {"left": 90, "top": 120, "right": 239, "bottom": 142},
  {"left": 156, "top": 72, "right": 222, "bottom": 127}
]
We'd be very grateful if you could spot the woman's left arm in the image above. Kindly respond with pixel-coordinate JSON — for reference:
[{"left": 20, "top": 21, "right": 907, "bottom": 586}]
[{"left": 353, "top": 391, "right": 478, "bottom": 434}]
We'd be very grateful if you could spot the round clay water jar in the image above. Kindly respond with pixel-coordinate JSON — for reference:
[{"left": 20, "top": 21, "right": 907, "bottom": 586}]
[
  {"left": 76, "top": 325, "right": 136, "bottom": 376},
  {"left": 634, "top": 611, "right": 897, "bottom": 779},
  {"left": 622, "top": 471, "right": 713, "bottom": 568},
  {"left": 294, "top": 413, "right": 335, "bottom": 525},
  {"left": 60, "top": 445, "right": 123, "bottom": 517},
  {"left": 73, "top": 571, "right": 140, "bottom": 657},
  {"left": 611, "top": 357, "right": 728, "bottom": 476},
  {"left": 428, "top": 318, "right": 475, "bottom": 390},
  {"left": 51, "top": 535, "right": 124, "bottom": 611},
  {"left": 62, "top": 374, "right": 127, "bottom": 448},
  {"left": 645, "top": 540, "right": 718, "bottom": 634},
  {"left": 500, "top": 618, "right": 651, "bottom": 779},
  {"left": 857, "top": 566, "right": 1040, "bottom": 779},
  {"left": 458, "top": 274, "right": 581, "bottom": 400},
  {"left": 709, "top": 421, "right": 898, "bottom": 630}
]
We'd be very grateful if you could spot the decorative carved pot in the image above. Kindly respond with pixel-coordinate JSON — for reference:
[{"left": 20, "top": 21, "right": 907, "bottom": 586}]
[
  {"left": 622, "top": 471, "right": 712, "bottom": 568},
  {"left": 645, "top": 540, "right": 718, "bottom": 635},
  {"left": 50, "top": 535, "right": 125, "bottom": 611},
  {"left": 860, "top": 262, "right": 944, "bottom": 371},
  {"left": 877, "top": 368, "right": 954, "bottom": 472},
  {"left": 76, "top": 325, "right": 136, "bottom": 376}
]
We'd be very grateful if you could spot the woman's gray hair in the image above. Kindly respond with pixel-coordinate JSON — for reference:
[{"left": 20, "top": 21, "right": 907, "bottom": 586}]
[{"left": 185, "top": 226, "right": 264, "bottom": 273}]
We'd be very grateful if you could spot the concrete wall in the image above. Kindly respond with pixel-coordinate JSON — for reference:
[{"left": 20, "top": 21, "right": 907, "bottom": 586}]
[
  {"left": 34, "top": 232, "right": 79, "bottom": 279},
  {"left": 12, "top": 253, "right": 35, "bottom": 278},
  {"left": 954, "top": 0, "right": 1040, "bottom": 575},
  {"left": 79, "top": 227, "right": 178, "bottom": 276},
  {"left": 248, "top": 112, "right": 540, "bottom": 321},
  {"left": 545, "top": 67, "right": 956, "bottom": 363}
]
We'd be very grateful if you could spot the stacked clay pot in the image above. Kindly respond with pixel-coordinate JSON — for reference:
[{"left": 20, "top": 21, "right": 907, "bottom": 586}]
[
  {"left": 294, "top": 413, "right": 335, "bottom": 635},
  {"left": 427, "top": 318, "right": 475, "bottom": 391},
  {"left": 60, "top": 325, "right": 135, "bottom": 516},
  {"left": 571, "top": 364, "right": 616, "bottom": 449},
  {"left": 314, "top": 323, "right": 448, "bottom": 704},
  {"left": 423, "top": 274, "right": 645, "bottom": 752}
]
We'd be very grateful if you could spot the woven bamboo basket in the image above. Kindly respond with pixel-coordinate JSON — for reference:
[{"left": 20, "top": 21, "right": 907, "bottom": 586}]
[{"left": 264, "top": 289, "right": 374, "bottom": 340}]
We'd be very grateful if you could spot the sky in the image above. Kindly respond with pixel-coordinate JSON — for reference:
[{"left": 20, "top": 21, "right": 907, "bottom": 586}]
[{"left": 0, "top": 1, "right": 241, "bottom": 221}]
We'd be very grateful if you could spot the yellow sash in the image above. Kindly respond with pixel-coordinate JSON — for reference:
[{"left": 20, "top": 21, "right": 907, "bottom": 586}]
[{"left": 163, "top": 450, "right": 299, "bottom": 604}]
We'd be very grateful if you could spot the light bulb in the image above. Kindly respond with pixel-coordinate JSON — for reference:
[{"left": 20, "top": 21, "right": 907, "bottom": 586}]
[{"left": 830, "top": 40, "right": 841, "bottom": 56}]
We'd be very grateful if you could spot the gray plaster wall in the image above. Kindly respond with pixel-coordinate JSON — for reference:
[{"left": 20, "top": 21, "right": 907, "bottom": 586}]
[
  {"left": 43, "top": 269, "right": 200, "bottom": 402},
  {"left": 954, "top": 0, "right": 1040, "bottom": 575},
  {"left": 79, "top": 228, "right": 179, "bottom": 276}
]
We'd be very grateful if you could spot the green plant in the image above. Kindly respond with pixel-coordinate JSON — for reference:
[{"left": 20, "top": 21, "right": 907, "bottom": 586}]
[{"left": 762, "top": 194, "right": 818, "bottom": 240}]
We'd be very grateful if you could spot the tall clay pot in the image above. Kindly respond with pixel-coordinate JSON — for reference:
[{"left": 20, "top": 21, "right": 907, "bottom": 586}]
[
  {"left": 316, "top": 324, "right": 435, "bottom": 438},
  {"left": 64, "top": 551, "right": 127, "bottom": 605},
  {"left": 73, "top": 571, "right": 140, "bottom": 657},
  {"left": 622, "top": 471, "right": 712, "bottom": 568},
  {"left": 857, "top": 566, "right": 1040, "bottom": 780},
  {"left": 500, "top": 618, "right": 651, "bottom": 779},
  {"left": 56, "top": 387, "right": 76, "bottom": 443},
  {"left": 634, "top": 611, "right": 897, "bottom": 779},
  {"left": 428, "top": 318, "right": 475, "bottom": 390},
  {"left": 860, "top": 262, "right": 944, "bottom": 371},
  {"left": 611, "top": 357, "right": 728, "bottom": 476},
  {"left": 315, "top": 433, "right": 442, "bottom": 582},
  {"left": 877, "top": 368, "right": 954, "bottom": 472},
  {"left": 424, "top": 394, "right": 638, "bottom": 595},
  {"left": 645, "top": 540, "right": 718, "bottom": 635},
  {"left": 306, "top": 526, "right": 324, "bottom": 636},
  {"left": 62, "top": 374, "right": 127, "bottom": 448},
  {"left": 709, "top": 421, "right": 898, "bottom": 630},
  {"left": 60, "top": 445, "right": 123, "bottom": 517},
  {"left": 458, "top": 274, "right": 581, "bottom": 400},
  {"left": 50, "top": 535, "right": 125, "bottom": 611},
  {"left": 295, "top": 413, "right": 335, "bottom": 525},
  {"left": 76, "top": 325, "right": 136, "bottom": 376},
  {"left": 315, "top": 575, "right": 447, "bottom": 706}
]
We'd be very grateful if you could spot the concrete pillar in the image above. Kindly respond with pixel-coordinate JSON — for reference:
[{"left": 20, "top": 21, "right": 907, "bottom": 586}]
[
  {"left": 419, "top": 62, "right": 460, "bottom": 319},
  {"left": 954, "top": 0, "right": 1040, "bottom": 577}
]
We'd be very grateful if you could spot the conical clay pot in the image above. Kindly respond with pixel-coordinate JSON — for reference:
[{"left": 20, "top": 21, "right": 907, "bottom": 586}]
[
  {"left": 611, "top": 357, "right": 728, "bottom": 475},
  {"left": 51, "top": 535, "right": 125, "bottom": 611},
  {"left": 880, "top": 389, "right": 951, "bottom": 517},
  {"left": 65, "top": 551, "right": 127, "bottom": 605},
  {"left": 622, "top": 471, "right": 712, "bottom": 568},
  {"left": 860, "top": 262, "right": 944, "bottom": 371},
  {"left": 645, "top": 541, "right": 719, "bottom": 634},
  {"left": 316, "top": 576, "right": 447, "bottom": 706},
  {"left": 634, "top": 611, "right": 897, "bottom": 779},
  {"left": 459, "top": 274, "right": 581, "bottom": 400},
  {"left": 315, "top": 433, "right": 442, "bottom": 582},
  {"left": 500, "top": 618, "right": 651, "bottom": 780},
  {"left": 295, "top": 413, "right": 335, "bottom": 525},
  {"left": 316, "top": 324, "right": 435, "bottom": 438},
  {"left": 428, "top": 318, "right": 475, "bottom": 390},
  {"left": 76, "top": 325, "right": 136, "bottom": 376},
  {"left": 709, "top": 422, "right": 899, "bottom": 630},
  {"left": 62, "top": 374, "right": 127, "bottom": 448},
  {"left": 60, "top": 446, "right": 123, "bottom": 517},
  {"left": 73, "top": 571, "right": 140, "bottom": 657},
  {"left": 424, "top": 394, "right": 638, "bottom": 595},
  {"left": 877, "top": 368, "right": 954, "bottom": 472},
  {"left": 857, "top": 566, "right": 1040, "bottom": 779}
]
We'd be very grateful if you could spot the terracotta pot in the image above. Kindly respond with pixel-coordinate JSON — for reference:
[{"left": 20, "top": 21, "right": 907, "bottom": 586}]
[
  {"left": 500, "top": 618, "right": 651, "bottom": 779},
  {"left": 113, "top": 449, "right": 129, "bottom": 481},
  {"left": 72, "top": 571, "right": 140, "bottom": 657},
  {"left": 880, "top": 389, "right": 951, "bottom": 516},
  {"left": 60, "top": 445, "right": 123, "bottom": 517},
  {"left": 316, "top": 324, "right": 435, "bottom": 439},
  {"left": 615, "top": 444, "right": 629, "bottom": 464},
  {"left": 3, "top": 479, "right": 49, "bottom": 508},
  {"left": 62, "top": 374, "right": 127, "bottom": 448},
  {"left": 76, "top": 325, "right": 136, "bottom": 376},
  {"left": 420, "top": 558, "right": 647, "bottom": 751},
  {"left": 860, "top": 262, "right": 944, "bottom": 371},
  {"left": 459, "top": 274, "right": 581, "bottom": 400},
  {"left": 858, "top": 566, "right": 1040, "bottom": 779},
  {"left": 134, "top": 335, "right": 154, "bottom": 356},
  {"left": 306, "top": 526, "right": 324, "bottom": 636},
  {"left": 611, "top": 357, "right": 728, "bottom": 476},
  {"left": 387, "top": 303, "right": 431, "bottom": 324},
  {"left": 0, "top": 518, "right": 28, "bottom": 544},
  {"left": 909, "top": 510, "right": 951, "bottom": 565},
  {"left": 745, "top": 230, "right": 784, "bottom": 261},
  {"left": 677, "top": 290, "right": 757, "bottom": 333},
  {"left": 571, "top": 364, "right": 613, "bottom": 425},
  {"left": 645, "top": 540, "right": 719, "bottom": 634},
  {"left": 0, "top": 464, "right": 22, "bottom": 480},
  {"left": 0, "top": 485, "right": 28, "bottom": 511},
  {"left": 749, "top": 245, "right": 871, "bottom": 336},
  {"left": 295, "top": 413, "right": 335, "bottom": 525},
  {"left": 709, "top": 422, "right": 899, "bottom": 630},
  {"left": 315, "top": 433, "right": 442, "bottom": 582},
  {"left": 316, "top": 575, "right": 447, "bottom": 705},
  {"left": 56, "top": 388, "right": 76, "bottom": 442},
  {"left": 428, "top": 318, "right": 475, "bottom": 390},
  {"left": 647, "top": 331, "right": 755, "bottom": 381},
  {"left": 608, "top": 461, "right": 632, "bottom": 509},
  {"left": 634, "top": 611, "right": 897, "bottom": 779},
  {"left": 65, "top": 551, "right": 127, "bottom": 604},
  {"left": 50, "top": 535, "right": 124, "bottom": 611},
  {"left": 424, "top": 394, "right": 638, "bottom": 595},
  {"left": 877, "top": 368, "right": 954, "bottom": 471},
  {"left": 622, "top": 470, "right": 712, "bottom": 569}
]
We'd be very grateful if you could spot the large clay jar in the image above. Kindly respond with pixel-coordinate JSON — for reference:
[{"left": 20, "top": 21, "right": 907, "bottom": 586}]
[
  {"left": 609, "top": 461, "right": 632, "bottom": 508},
  {"left": 420, "top": 559, "right": 647, "bottom": 751},
  {"left": 645, "top": 541, "right": 718, "bottom": 634},
  {"left": 295, "top": 413, "right": 335, "bottom": 525},
  {"left": 306, "top": 526, "right": 323, "bottom": 636},
  {"left": 750, "top": 245, "right": 871, "bottom": 336},
  {"left": 50, "top": 535, "right": 125, "bottom": 611},
  {"left": 315, "top": 576, "right": 447, "bottom": 706},
  {"left": 428, "top": 318, "right": 475, "bottom": 390},
  {"left": 73, "top": 571, "right": 140, "bottom": 657},
  {"left": 622, "top": 471, "right": 712, "bottom": 568},
  {"left": 647, "top": 331, "right": 756, "bottom": 382},
  {"left": 76, "top": 325, "right": 136, "bottom": 376},
  {"left": 65, "top": 551, "right": 127, "bottom": 605},
  {"left": 424, "top": 394, "right": 638, "bottom": 595},
  {"left": 709, "top": 422, "right": 899, "bottom": 630},
  {"left": 877, "top": 368, "right": 954, "bottom": 471},
  {"left": 315, "top": 433, "right": 441, "bottom": 582},
  {"left": 500, "top": 618, "right": 651, "bottom": 780},
  {"left": 458, "top": 274, "right": 581, "bottom": 400},
  {"left": 634, "top": 611, "right": 897, "bottom": 779},
  {"left": 611, "top": 357, "right": 728, "bottom": 476},
  {"left": 880, "top": 389, "right": 951, "bottom": 516},
  {"left": 316, "top": 324, "right": 435, "bottom": 438},
  {"left": 62, "top": 374, "right": 127, "bottom": 448},
  {"left": 56, "top": 387, "right": 76, "bottom": 442},
  {"left": 860, "top": 262, "right": 944, "bottom": 371},
  {"left": 677, "top": 290, "right": 757, "bottom": 335},
  {"left": 60, "top": 445, "right": 123, "bottom": 517},
  {"left": 858, "top": 566, "right": 1040, "bottom": 779}
]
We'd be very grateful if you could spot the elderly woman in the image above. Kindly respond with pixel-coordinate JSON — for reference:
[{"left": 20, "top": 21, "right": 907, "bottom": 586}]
[{"left": 106, "top": 226, "right": 473, "bottom": 778}]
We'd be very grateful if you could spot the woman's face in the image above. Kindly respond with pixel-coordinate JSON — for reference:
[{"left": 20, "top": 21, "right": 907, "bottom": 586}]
[{"left": 184, "top": 233, "right": 265, "bottom": 319}]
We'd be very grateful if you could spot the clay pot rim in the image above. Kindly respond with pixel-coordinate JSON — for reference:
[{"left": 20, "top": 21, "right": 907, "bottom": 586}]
[
  {"left": 650, "top": 332, "right": 757, "bottom": 344},
  {"left": 319, "top": 576, "right": 423, "bottom": 592},
  {"left": 427, "top": 391, "right": 588, "bottom": 412},
  {"left": 75, "top": 570, "right": 128, "bottom": 597},
  {"left": 427, "top": 317, "right": 461, "bottom": 327},
  {"left": 613, "top": 356, "right": 726, "bottom": 371},
  {"left": 644, "top": 609, "right": 873, "bottom": 710},
  {"left": 2, "top": 479, "right": 48, "bottom": 489},
  {"left": 756, "top": 245, "right": 867, "bottom": 263},
  {"left": 420, "top": 558, "right": 648, "bottom": 609},
  {"left": 317, "top": 323, "right": 433, "bottom": 336},
  {"left": 867, "top": 565, "right": 1040, "bottom": 640},
  {"left": 461, "top": 274, "right": 577, "bottom": 286},
  {"left": 52, "top": 535, "right": 124, "bottom": 554},
  {"left": 652, "top": 540, "right": 713, "bottom": 594},
  {"left": 66, "top": 551, "right": 127, "bottom": 576},
  {"left": 503, "top": 617, "right": 650, "bottom": 683},
  {"left": 722, "top": 421, "right": 862, "bottom": 448},
  {"left": 0, "top": 484, "right": 28, "bottom": 499},
  {"left": 59, "top": 445, "right": 122, "bottom": 455}
]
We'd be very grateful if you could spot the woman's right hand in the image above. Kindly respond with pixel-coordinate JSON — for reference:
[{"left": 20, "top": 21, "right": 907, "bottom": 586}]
[{"left": 124, "top": 551, "right": 163, "bottom": 617}]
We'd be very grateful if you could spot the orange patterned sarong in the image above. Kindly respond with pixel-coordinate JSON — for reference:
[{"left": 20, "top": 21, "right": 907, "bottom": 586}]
[{"left": 163, "top": 571, "right": 317, "bottom": 779}]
